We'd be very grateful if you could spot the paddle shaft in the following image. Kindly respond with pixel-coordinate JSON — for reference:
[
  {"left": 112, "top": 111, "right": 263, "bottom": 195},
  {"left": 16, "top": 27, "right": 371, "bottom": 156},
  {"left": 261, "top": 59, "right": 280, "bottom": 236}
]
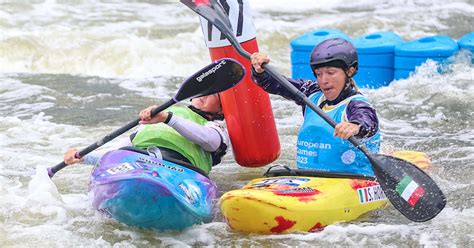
[{"left": 48, "top": 99, "right": 175, "bottom": 176}]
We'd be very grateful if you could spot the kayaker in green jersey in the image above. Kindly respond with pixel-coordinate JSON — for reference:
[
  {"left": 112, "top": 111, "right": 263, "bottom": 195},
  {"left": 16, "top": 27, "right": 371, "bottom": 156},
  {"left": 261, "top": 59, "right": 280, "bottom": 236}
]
[{"left": 64, "top": 94, "right": 229, "bottom": 174}]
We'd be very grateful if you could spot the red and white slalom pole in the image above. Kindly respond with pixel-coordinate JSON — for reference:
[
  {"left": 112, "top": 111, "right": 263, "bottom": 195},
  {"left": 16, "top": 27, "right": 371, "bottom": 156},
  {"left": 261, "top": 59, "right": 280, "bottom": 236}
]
[{"left": 198, "top": 0, "right": 280, "bottom": 167}]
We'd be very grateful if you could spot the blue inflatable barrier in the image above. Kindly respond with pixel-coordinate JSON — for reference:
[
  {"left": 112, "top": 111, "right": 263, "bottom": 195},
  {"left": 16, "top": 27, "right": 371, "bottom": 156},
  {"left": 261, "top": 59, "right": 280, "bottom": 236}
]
[
  {"left": 394, "top": 35, "right": 459, "bottom": 80},
  {"left": 290, "top": 31, "right": 471, "bottom": 88},
  {"left": 458, "top": 32, "right": 474, "bottom": 63},
  {"left": 353, "top": 32, "right": 405, "bottom": 88},
  {"left": 290, "top": 29, "right": 351, "bottom": 80}
]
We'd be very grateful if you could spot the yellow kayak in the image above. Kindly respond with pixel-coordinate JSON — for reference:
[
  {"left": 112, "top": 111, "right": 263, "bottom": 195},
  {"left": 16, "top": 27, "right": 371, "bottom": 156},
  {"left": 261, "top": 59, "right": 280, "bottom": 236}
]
[{"left": 220, "top": 151, "right": 430, "bottom": 234}]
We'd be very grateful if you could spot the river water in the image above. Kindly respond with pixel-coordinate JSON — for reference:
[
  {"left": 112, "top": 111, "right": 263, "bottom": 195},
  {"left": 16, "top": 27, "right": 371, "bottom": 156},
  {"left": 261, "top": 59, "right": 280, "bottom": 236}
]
[{"left": 1, "top": 0, "right": 473, "bottom": 247}]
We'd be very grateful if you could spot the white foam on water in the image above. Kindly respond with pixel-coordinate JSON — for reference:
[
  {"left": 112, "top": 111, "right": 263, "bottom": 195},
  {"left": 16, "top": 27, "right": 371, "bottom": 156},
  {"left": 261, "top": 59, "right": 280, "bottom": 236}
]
[
  {"left": 0, "top": 31, "right": 210, "bottom": 78},
  {"left": 0, "top": 114, "right": 117, "bottom": 247},
  {"left": 1, "top": 114, "right": 83, "bottom": 154},
  {"left": 157, "top": 222, "right": 227, "bottom": 246},
  {"left": 109, "top": 77, "right": 170, "bottom": 99},
  {"left": 0, "top": 1, "right": 212, "bottom": 78},
  {"left": 1, "top": 0, "right": 472, "bottom": 78},
  {"left": 0, "top": 77, "right": 50, "bottom": 102},
  {"left": 29, "top": 166, "right": 61, "bottom": 200},
  {"left": 0, "top": 77, "right": 57, "bottom": 119},
  {"left": 242, "top": 206, "right": 473, "bottom": 247},
  {"left": 366, "top": 55, "right": 474, "bottom": 140},
  {"left": 251, "top": 0, "right": 343, "bottom": 12},
  {"left": 1, "top": 166, "right": 94, "bottom": 246}
]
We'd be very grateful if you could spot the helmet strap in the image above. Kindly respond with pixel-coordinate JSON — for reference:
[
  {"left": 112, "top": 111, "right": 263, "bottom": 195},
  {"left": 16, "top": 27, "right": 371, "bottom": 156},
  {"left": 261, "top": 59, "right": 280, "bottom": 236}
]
[{"left": 188, "top": 105, "right": 224, "bottom": 121}]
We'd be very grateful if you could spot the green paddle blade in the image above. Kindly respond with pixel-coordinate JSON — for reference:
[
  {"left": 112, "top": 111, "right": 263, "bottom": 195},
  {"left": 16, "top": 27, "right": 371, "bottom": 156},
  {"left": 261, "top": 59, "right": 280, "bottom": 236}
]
[{"left": 371, "top": 154, "right": 447, "bottom": 222}]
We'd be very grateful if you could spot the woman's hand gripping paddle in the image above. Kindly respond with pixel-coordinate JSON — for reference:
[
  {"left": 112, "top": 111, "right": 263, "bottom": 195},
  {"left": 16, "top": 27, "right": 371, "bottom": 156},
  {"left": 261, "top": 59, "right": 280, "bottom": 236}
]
[
  {"left": 47, "top": 58, "right": 245, "bottom": 178},
  {"left": 181, "top": 0, "right": 446, "bottom": 222}
]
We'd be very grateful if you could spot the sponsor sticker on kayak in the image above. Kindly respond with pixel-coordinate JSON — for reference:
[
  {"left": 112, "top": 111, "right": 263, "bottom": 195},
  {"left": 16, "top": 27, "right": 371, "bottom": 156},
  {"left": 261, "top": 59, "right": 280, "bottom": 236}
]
[
  {"left": 358, "top": 185, "right": 386, "bottom": 204},
  {"left": 395, "top": 175, "right": 425, "bottom": 207},
  {"left": 106, "top": 162, "right": 137, "bottom": 175},
  {"left": 275, "top": 187, "right": 320, "bottom": 198},
  {"left": 251, "top": 178, "right": 310, "bottom": 188},
  {"left": 138, "top": 157, "right": 184, "bottom": 173}
]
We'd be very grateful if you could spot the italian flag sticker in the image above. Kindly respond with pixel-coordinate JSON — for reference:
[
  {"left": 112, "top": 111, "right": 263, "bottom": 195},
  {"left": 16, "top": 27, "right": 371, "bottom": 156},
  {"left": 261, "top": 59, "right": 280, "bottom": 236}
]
[{"left": 396, "top": 176, "right": 425, "bottom": 207}]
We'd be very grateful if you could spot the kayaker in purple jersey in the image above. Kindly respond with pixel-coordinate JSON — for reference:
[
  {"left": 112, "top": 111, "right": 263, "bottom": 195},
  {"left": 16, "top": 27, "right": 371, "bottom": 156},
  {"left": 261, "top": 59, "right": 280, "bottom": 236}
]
[
  {"left": 251, "top": 38, "right": 380, "bottom": 176},
  {"left": 64, "top": 94, "right": 229, "bottom": 174}
]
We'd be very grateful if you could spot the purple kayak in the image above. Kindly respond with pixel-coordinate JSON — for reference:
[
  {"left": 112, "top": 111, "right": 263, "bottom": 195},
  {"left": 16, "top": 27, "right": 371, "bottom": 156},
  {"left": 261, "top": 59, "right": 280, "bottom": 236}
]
[{"left": 89, "top": 148, "right": 217, "bottom": 230}]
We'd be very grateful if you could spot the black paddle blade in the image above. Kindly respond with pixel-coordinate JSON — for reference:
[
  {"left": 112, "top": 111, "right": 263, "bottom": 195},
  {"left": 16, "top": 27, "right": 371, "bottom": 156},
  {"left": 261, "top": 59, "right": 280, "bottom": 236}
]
[
  {"left": 174, "top": 58, "right": 245, "bottom": 102},
  {"left": 371, "top": 154, "right": 446, "bottom": 222}
]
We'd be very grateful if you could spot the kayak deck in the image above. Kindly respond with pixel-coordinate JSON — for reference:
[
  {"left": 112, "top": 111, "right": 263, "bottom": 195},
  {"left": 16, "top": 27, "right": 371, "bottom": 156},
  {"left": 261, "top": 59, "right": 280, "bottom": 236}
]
[
  {"left": 220, "top": 150, "right": 431, "bottom": 234},
  {"left": 221, "top": 176, "right": 387, "bottom": 233},
  {"left": 90, "top": 149, "right": 217, "bottom": 231}
]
